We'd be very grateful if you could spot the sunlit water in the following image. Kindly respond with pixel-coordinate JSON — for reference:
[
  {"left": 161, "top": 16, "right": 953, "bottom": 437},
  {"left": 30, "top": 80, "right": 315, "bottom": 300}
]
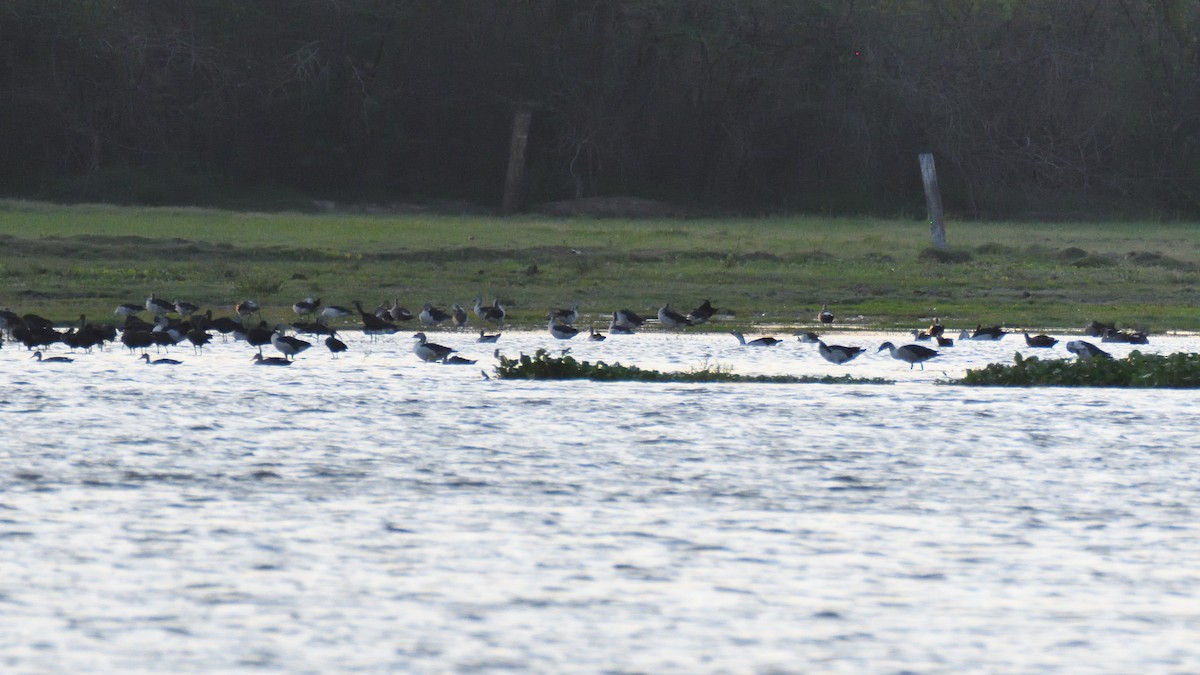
[{"left": 2, "top": 328, "right": 1199, "bottom": 673}]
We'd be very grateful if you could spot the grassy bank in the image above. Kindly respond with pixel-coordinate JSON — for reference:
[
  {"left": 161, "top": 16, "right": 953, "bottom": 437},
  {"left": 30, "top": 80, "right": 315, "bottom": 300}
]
[{"left": 2, "top": 199, "right": 1199, "bottom": 331}]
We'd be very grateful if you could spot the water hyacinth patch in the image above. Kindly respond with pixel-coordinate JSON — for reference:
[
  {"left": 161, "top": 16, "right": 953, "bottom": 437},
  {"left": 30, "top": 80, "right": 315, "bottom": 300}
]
[
  {"left": 956, "top": 351, "right": 1200, "bottom": 388},
  {"left": 494, "top": 349, "right": 893, "bottom": 384}
]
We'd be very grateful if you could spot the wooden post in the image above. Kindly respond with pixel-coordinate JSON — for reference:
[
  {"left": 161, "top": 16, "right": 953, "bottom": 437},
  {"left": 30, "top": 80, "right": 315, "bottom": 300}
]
[
  {"left": 502, "top": 105, "right": 533, "bottom": 213},
  {"left": 919, "top": 153, "right": 947, "bottom": 250}
]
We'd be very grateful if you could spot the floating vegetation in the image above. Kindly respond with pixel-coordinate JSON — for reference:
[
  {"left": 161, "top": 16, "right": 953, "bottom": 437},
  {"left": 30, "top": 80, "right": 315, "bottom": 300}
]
[
  {"left": 494, "top": 349, "right": 893, "bottom": 384},
  {"left": 955, "top": 351, "right": 1200, "bottom": 388}
]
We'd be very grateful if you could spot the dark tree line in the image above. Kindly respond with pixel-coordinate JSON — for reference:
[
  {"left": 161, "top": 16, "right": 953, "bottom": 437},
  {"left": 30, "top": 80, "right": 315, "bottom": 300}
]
[{"left": 2, "top": 1, "right": 1198, "bottom": 218}]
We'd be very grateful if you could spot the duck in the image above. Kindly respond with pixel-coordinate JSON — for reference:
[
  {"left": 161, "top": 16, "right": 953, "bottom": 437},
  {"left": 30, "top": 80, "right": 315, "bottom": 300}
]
[
  {"left": 927, "top": 318, "right": 945, "bottom": 337},
  {"left": 252, "top": 353, "right": 293, "bottom": 366},
  {"left": 817, "top": 304, "right": 834, "bottom": 324},
  {"left": 589, "top": 326, "right": 606, "bottom": 341},
  {"left": 420, "top": 302, "right": 453, "bottom": 326},
  {"left": 549, "top": 301, "right": 580, "bottom": 325},
  {"left": 731, "top": 330, "right": 781, "bottom": 347},
  {"left": 549, "top": 318, "right": 580, "bottom": 340},
  {"left": 911, "top": 329, "right": 934, "bottom": 341},
  {"left": 450, "top": 303, "right": 468, "bottom": 328},
  {"left": 796, "top": 331, "right": 821, "bottom": 344},
  {"left": 32, "top": 351, "right": 73, "bottom": 363},
  {"left": 687, "top": 300, "right": 719, "bottom": 325},
  {"left": 412, "top": 332, "right": 454, "bottom": 362},
  {"left": 817, "top": 340, "right": 865, "bottom": 364},
  {"left": 270, "top": 329, "right": 312, "bottom": 361},
  {"left": 657, "top": 304, "right": 691, "bottom": 328},
  {"left": 934, "top": 335, "right": 955, "bottom": 347},
  {"left": 1065, "top": 340, "right": 1112, "bottom": 360},
  {"left": 878, "top": 341, "right": 939, "bottom": 370},
  {"left": 477, "top": 329, "right": 501, "bottom": 343},
  {"left": 292, "top": 297, "right": 321, "bottom": 318},
  {"left": 325, "top": 331, "right": 348, "bottom": 359},
  {"left": 442, "top": 355, "right": 477, "bottom": 365},
  {"left": 140, "top": 353, "right": 182, "bottom": 365},
  {"left": 1023, "top": 332, "right": 1059, "bottom": 348}
]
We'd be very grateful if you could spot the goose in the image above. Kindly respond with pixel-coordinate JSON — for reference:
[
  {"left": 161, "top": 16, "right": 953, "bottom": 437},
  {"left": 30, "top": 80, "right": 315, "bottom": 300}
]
[
  {"left": 292, "top": 321, "right": 334, "bottom": 336},
  {"left": 657, "top": 304, "right": 692, "bottom": 328},
  {"left": 687, "top": 300, "right": 719, "bottom": 325},
  {"left": 970, "top": 324, "right": 1006, "bottom": 340},
  {"left": 589, "top": 326, "right": 606, "bottom": 341},
  {"left": 121, "top": 330, "right": 154, "bottom": 353},
  {"left": 388, "top": 300, "right": 415, "bottom": 323},
  {"left": 1066, "top": 340, "right": 1112, "bottom": 360},
  {"left": 934, "top": 335, "right": 955, "bottom": 347},
  {"left": 549, "top": 301, "right": 580, "bottom": 325},
  {"left": 235, "top": 300, "right": 261, "bottom": 321},
  {"left": 292, "top": 297, "right": 321, "bottom": 318},
  {"left": 271, "top": 329, "right": 312, "bottom": 361},
  {"left": 796, "top": 331, "right": 821, "bottom": 344},
  {"left": 477, "top": 329, "right": 501, "bottom": 343},
  {"left": 1100, "top": 328, "right": 1149, "bottom": 345},
  {"left": 320, "top": 305, "right": 353, "bottom": 323},
  {"left": 612, "top": 309, "right": 646, "bottom": 330},
  {"left": 1023, "top": 332, "right": 1058, "bottom": 348},
  {"left": 420, "top": 303, "right": 452, "bottom": 326},
  {"left": 878, "top": 341, "right": 939, "bottom": 369},
  {"left": 731, "top": 330, "right": 780, "bottom": 347},
  {"left": 451, "top": 303, "right": 469, "bottom": 328},
  {"left": 186, "top": 326, "right": 212, "bottom": 354},
  {"left": 412, "top": 332, "right": 454, "bottom": 362},
  {"left": 817, "top": 304, "right": 834, "bottom": 324},
  {"left": 114, "top": 303, "right": 143, "bottom": 317},
  {"left": 174, "top": 299, "right": 200, "bottom": 317},
  {"left": 252, "top": 353, "right": 293, "bottom": 366},
  {"left": 473, "top": 296, "right": 506, "bottom": 324},
  {"left": 140, "top": 353, "right": 181, "bottom": 365},
  {"left": 608, "top": 312, "right": 636, "bottom": 334},
  {"left": 817, "top": 340, "right": 865, "bottom": 364},
  {"left": 32, "top": 351, "right": 73, "bottom": 363},
  {"left": 911, "top": 329, "right": 934, "bottom": 341},
  {"left": 246, "top": 321, "right": 274, "bottom": 354},
  {"left": 353, "top": 301, "right": 399, "bottom": 338},
  {"left": 549, "top": 318, "right": 580, "bottom": 340},
  {"left": 146, "top": 294, "right": 174, "bottom": 316},
  {"left": 1084, "top": 320, "right": 1116, "bottom": 337},
  {"left": 325, "top": 331, "right": 348, "bottom": 359}
]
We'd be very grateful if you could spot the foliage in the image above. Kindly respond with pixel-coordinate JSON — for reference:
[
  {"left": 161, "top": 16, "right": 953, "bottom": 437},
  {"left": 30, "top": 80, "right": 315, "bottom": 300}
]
[
  {"left": 1, "top": 3, "right": 1199, "bottom": 216},
  {"left": 494, "top": 349, "right": 893, "bottom": 384},
  {"left": 955, "top": 351, "right": 1200, "bottom": 388}
]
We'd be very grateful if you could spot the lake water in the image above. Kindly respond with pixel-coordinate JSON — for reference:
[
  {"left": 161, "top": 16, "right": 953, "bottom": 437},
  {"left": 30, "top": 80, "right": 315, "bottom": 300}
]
[{"left": 2, "top": 328, "right": 1199, "bottom": 673}]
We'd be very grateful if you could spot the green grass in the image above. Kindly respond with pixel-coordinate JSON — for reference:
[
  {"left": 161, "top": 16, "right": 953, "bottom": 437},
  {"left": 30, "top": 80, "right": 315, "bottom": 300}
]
[{"left": 3, "top": 199, "right": 1200, "bottom": 331}]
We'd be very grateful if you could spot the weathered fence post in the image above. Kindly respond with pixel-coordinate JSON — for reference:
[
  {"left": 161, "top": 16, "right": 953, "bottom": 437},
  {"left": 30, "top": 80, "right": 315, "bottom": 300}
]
[
  {"left": 502, "top": 105, "right": 533, "bottom": 214},
  {"left": 919, "top": 153, "right": 947, "bottom": 250}
]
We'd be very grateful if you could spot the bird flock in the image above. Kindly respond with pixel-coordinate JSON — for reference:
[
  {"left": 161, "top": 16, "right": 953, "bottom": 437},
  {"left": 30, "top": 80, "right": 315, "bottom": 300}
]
[{"left": 0, "top": 296, "right": 1148, "bottom": 370}]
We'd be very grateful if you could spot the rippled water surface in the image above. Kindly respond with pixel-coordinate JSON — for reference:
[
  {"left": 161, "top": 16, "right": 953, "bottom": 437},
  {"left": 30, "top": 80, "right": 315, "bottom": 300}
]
[{"left": 2, "top": 330, "right": 1199, "bottom": 673}]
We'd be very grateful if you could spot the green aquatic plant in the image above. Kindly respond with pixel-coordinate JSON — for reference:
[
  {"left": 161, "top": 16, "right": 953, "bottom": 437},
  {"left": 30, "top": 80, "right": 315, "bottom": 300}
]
[
  {"left": 955, "top": 351, "right": 1200, "bottom": 388},
  {"left": 494, "top": 349, "right": 893, "bottom": 384}
]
